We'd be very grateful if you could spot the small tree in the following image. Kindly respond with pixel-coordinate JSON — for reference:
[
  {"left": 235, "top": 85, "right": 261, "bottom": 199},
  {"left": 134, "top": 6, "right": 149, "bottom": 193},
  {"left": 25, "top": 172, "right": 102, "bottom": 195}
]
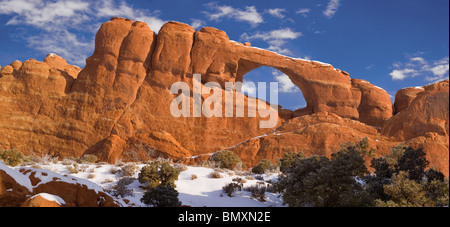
[
  {"left": 211, "top": 150, "right": 242, "bottom": 170},
  {"left": 275, "top": 139, "right": 372, "bottom": 207},
  {"left": 375, "top": 172, "right": 433, "bottom": 207},
  {"left": 138, "top": 160, "right": 180, "bottom": 188},
  {"left": 396, "top": 147, "right": 429, "bottom": 182},
  {"left": 278, "top": 152, "right": 306, "bottom": 173},
  {"left": 252, "top": 159, "right": 276, "bottom": 174},
  {"left": 141, "top": 185, "right": 182, "bottom": 207}
]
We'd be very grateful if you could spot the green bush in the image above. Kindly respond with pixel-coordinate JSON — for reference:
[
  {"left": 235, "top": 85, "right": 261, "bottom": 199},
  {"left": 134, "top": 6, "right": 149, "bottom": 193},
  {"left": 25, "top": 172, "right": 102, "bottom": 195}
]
[
  {"left": 252, "top": 159, "right": 276, "bottom": 174},
  {"left": 140, "top": 185, "right": 182, "bottom": 207},
  {"left": 367, "top": 145, "right": 449, "bottom": 207},
  {"left": 0, "top": 149, "right": 25, "bottom": 167},
  {"left": 278, "top": 152, "right": 306, "bottom": 172},
  {"left": 211, "top": 150, "right": 243, "bottom": 170},
  {"left": 80, "top": 154, "right": 98, "bottom": 164},
  {"left": 275, "top": 139, "right": 372, "bottom": 207},
  {"left": 138, "top": 160, "right": 181, "bottom": 188},
  {"left": 375, "top": 171, "right": 433, "bottom": 207}
]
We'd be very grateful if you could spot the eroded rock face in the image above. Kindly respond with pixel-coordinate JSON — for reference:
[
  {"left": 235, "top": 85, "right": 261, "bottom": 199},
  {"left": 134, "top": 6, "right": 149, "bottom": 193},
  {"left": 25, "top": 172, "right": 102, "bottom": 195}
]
[
  {"left": 0, "top": 18, "right": 446, "bottom": 175},
  {"left": 382, "top": 80, "right": 449, "bottom": 141},
  {"left": 228, "top": 112, "right": 400, "bottom": 168}
]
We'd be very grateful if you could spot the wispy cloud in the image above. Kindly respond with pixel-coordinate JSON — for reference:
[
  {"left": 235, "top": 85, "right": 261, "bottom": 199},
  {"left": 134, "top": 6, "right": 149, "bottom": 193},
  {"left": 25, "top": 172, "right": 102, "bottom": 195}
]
[
  {"left": 389, "top": 54, "right": 449, "bottom": 83},
  {"left": 190, "top": 19, "right": 206, "bottom": 30},
  {"left": 203, "top": 3, "right": 263, "bottom": 26},
  {"left": 0, "top": 0, "right": 91, "bottom": 31},
  {"left": 0, "top": 0, "right": 167, "bottom": 66},
  {"left": 241, "top": 80, "right": 257, "bottom": 97},
  {"left": 240, "top": 28, "right": 302, "bottom": 55},
  {"left": 296, "top": 8, "right": 311, "bottom": 17},
  {"left": 273, "top": 70, "right": 300, "bottom": 93},
  {"left": 323, "top": 0, "right": 341, "bottom": 18},
  {"left": 266, "top": 8, "right": 287, "bottom": 19}
]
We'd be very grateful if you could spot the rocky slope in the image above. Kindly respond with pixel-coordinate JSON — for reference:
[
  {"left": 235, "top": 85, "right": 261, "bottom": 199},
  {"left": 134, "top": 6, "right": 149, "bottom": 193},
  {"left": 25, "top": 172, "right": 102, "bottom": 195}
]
[{"left": 0, "top": 17, "right": 448, "bottom": 175}]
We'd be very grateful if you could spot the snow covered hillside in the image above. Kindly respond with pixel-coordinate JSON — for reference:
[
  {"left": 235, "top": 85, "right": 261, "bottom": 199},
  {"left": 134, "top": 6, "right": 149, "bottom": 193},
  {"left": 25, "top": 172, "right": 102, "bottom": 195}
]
[{"left": 12, "top": 161, "right": 285, "bottom": 207}]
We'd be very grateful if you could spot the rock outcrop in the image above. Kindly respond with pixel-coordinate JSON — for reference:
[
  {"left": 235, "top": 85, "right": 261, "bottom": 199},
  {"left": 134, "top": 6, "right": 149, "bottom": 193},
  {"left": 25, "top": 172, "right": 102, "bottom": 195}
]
[
  {"left": 0, "top": 18, "right": 447, "bottom": 175},
  {"left": 0, "top": 162, "right": 121, "bottom": 207}
]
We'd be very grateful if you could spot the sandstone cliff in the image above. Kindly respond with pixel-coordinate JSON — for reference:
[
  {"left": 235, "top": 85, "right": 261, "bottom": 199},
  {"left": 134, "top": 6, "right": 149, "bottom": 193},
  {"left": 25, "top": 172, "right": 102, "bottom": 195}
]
[{"left": 0, "top": 18, "right": 448, "bottom": 175}]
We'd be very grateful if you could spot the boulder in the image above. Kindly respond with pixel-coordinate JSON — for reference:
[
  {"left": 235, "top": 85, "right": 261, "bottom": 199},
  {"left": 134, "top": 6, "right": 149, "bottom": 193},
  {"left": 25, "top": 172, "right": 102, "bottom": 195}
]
[{"left": 20, "top": 193, "right": 65, "bottom": 207}]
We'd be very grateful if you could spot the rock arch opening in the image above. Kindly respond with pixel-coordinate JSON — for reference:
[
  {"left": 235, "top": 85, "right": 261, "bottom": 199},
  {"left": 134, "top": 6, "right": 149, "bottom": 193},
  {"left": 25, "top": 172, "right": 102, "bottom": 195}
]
[{"left": 238, "top": 66, "right": 309, "bottom": 120}]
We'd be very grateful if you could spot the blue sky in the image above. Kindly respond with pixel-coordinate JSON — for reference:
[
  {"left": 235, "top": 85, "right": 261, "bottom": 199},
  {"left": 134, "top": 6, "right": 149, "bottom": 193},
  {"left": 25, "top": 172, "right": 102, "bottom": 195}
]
[{"left": 0, "top": 0, "right": 449, "bottom": 110}]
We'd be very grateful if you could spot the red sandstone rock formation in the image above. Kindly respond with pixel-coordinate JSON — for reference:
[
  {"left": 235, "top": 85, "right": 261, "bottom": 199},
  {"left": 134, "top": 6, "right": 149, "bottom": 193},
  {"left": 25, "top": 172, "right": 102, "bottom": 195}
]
[
  {"left": 0, "top": 18, "right": 447, "bottom": 175},
  {"left": 0, "top": 162, "right": 121, "bottom": 207}
]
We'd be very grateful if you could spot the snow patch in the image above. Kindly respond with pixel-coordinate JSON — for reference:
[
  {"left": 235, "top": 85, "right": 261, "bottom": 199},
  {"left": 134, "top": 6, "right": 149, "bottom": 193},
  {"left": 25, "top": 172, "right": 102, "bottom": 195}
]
[
  {"left": 0, "top": 161, "right": 33, "bottom": 192},
  {"left": 19, "top": 167, "right": 105, "bottom": 194},
  {"left": 229, "top": 40, "right": 334, "bottom": 68}
]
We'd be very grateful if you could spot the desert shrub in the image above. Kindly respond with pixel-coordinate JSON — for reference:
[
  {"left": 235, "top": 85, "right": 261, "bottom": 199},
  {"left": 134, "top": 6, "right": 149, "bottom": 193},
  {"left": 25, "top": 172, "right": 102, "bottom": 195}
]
[
  {"left": 141, "top": 185, "right": 181, "bottom": 207},
  {"left": 109, "top": 167, "right": 120, "bottom": 175},
  {"left": 278, "top": 152, "right": 306, "bottom": 173},
  {"left": 211, "top": 150, "right": 243, "bottom": 170},
  {"left": 252, "top": 159, "right": 276, "bottom": 174},
  {"left": 209, "top": 171, "right": 223, "bottom": 179},
  {"left": 0, "top": 149, "right": 25, "bottom": 167},
  {"left": 119, "top": 163, "right": 138, "bottom": 177},
  {"left": 62, "top": 158, "right": 76, "bottom": 166},
  {"left": 173, "top": 163, "right": 188, "bottom": 172},
  {"left": 198, "top": 160, "right": 216, "bottom": 168},
  {"left": 88, "top": 174, "right": 96, "bottom": 179},
  {"left": 275, "top": 139, "right": 372, "bottom": 207},
  {"left": 375, "top": 171, "right": 433, "bottom": 207},
  {"left": 366, "top": 146, "right": 449, "bottom": 207},
  {"left": 396, "top": 147, "right": 429, "bottom": 182},
  {"left": 138, "top": 160, "right": 180, "bottom": 188},
  {"left": 110, "top": 177, "right": 135, "bottom": 198},
  {"left": 232, "top": 177, "right": 247, "bottom": 184},
  {"left": 222, "top": 182, "right": 243, "bottom": 197},
  {"left": 245, "top": 184, "right": 267, "bottom": 202},
  {"left": 80, "top": 154, "right": 98, "bottom": 164},
  {"left": 66, "top": 163, "right": 80, "bottom": 174}
]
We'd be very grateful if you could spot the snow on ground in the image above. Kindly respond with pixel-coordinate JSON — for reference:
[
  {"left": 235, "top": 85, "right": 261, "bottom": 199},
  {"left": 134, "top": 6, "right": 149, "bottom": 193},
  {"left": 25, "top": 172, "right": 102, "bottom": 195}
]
[
  {"left": 1, "top": 161, "right": 33, "bottom": 191},
  {"left": 176, "top": 167, "right": 284, "bottom": 207},
  {"left": 13, "top": 162, "right": 285, "bottom": 207}
]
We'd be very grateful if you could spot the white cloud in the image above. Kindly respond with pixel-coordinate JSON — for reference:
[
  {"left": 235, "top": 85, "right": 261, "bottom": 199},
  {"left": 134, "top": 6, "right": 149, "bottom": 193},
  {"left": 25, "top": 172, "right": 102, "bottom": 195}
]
[
  {"left": 240, "top": 28, "right": 302, "bottom": 55},
  {"left": 323, "top": 0, "right": 341, "bottom": 18},
  {"left": 190, "top": 19, "right": 206, "bottom": 30},
  {"left": 273, "top": 70, "right": 299, "bottom": 93},
  {"left": 0, "top": 0, "right": 167, "bottom": 66},
  {"left": 204, "top": 3, "right": 263, "bottom": 26},
  {"left": 389, "top": 69, "right": 417, "bottom": 81},
  {"left": 0, "top": 0, "right": 91, "bottom": 30},
  {"left": 95, "top": 0, "right": 166, "bottom": 32},
  {"left": 241, "top": 80, "right": 257, "bottom": 97},
  {"left": 267, "top": 8, "right": 286, "bottom": 19},
  {"left": 296, "top": 8, "right": 311, "bottom": 17},
  {"left": 389, "top": 55, "right": 449, "bottom": 83}
]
